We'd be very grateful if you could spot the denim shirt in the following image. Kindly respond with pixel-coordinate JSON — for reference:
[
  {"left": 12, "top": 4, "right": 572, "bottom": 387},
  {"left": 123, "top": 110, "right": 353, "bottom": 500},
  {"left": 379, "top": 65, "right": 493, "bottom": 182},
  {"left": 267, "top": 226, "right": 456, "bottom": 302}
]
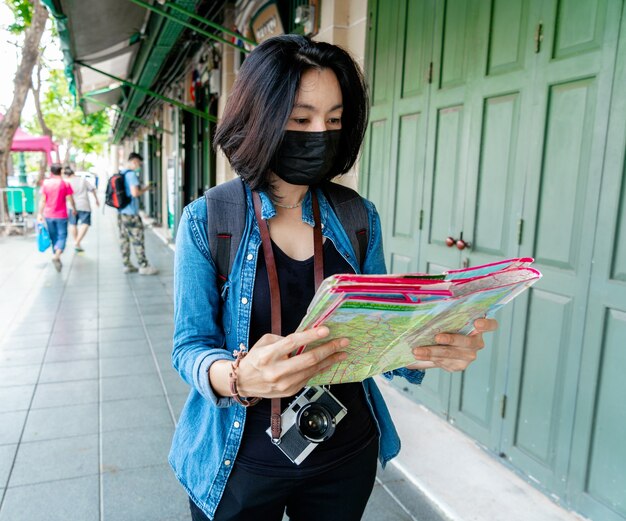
[{"left": 169, "top": 182, "right": 425, "bottom": 519}]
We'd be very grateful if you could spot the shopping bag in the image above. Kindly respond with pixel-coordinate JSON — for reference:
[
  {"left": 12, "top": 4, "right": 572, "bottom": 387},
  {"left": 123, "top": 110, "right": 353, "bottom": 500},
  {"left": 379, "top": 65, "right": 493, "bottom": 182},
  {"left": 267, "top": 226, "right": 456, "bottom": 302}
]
[{"left": 37, "top": 223, "right": 51, "bottom": 252}]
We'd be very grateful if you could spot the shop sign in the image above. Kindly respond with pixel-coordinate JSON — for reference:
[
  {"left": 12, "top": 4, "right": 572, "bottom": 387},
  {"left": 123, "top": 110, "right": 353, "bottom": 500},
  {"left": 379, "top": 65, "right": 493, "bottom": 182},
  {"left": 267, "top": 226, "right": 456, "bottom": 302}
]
[{"left": 251, "top": 2, "right": 284, "bottom": 43}]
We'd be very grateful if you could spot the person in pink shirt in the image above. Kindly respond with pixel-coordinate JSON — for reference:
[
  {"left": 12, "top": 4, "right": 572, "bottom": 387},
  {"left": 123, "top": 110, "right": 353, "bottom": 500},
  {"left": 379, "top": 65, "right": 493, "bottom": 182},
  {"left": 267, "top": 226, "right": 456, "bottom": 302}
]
[{"left": 37, "top": 164, "right": 76, "bottom": 272}]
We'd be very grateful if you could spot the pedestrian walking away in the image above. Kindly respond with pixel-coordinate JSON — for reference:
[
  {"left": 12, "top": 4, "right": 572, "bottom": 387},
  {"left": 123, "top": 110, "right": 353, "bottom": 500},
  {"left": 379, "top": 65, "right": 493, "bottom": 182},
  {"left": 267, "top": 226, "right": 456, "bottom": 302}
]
[
  {"left": 171, "top": 35, "right": 499, "bottom": 521},
  {"left": 116, "top": 151, "right": 158, "bottom": 275},
  {"left": 63, "top": 166, "right": 99, "bottom": 252},
  {"left": 37, "top": 163, "right": 76, "bottom": 272}
]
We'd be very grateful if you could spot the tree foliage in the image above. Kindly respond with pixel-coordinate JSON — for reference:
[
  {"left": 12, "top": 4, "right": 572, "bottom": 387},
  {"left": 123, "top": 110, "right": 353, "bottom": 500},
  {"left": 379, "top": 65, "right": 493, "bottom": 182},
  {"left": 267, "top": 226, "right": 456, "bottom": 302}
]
[
  {"left": 0, "top": 0, "right": 48, "bottom": 193},
  {"left": 26, "top": 68, "right": 111, "bottom": 161},
  {"left": 5, "top": 0, "right": 33, "bottom": 34}
]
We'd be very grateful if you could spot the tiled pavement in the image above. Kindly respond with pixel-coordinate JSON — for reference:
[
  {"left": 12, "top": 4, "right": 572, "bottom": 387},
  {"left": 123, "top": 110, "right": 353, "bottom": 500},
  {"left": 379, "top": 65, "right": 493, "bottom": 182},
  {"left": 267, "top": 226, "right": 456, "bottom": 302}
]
[{"left": 0, "top": 208, "right": 445, "bottom": 521}]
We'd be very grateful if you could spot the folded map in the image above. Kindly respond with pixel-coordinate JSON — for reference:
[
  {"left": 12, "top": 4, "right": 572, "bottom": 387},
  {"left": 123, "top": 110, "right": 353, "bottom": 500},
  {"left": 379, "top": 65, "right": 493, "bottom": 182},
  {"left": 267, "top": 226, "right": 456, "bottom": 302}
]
[{"left": 294, "top": 258, "right": 542, "bottom": 385}]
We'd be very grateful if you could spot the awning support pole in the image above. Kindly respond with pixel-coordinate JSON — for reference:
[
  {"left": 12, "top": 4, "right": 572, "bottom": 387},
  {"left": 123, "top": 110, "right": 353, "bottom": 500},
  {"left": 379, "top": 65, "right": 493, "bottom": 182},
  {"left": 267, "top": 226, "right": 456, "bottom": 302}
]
[
  {"left": 127, "top": 0, "right": 252, "bottom": 53},
  {"left": 161, "top": 1, "right": 256, "bottom": 47},
  {"left": 82, "top": 96, "right": 173, "bottom": 135},
  {"left": 75, "top": 61, "right": 217, "bottom": 123}
]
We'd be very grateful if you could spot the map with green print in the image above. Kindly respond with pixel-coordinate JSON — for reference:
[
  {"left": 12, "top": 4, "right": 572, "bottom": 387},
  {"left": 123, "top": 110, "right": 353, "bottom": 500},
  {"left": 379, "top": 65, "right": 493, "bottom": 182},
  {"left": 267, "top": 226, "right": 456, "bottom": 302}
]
[{"left": 295, "top": 264, "right": 541, "bottom": 386}]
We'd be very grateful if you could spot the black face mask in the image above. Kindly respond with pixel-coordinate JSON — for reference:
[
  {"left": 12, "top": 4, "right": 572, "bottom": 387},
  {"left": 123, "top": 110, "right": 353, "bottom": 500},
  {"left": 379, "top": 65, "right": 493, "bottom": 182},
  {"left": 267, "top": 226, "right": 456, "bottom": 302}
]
[{"left": 270, "top": 130, "right": 342, "bottom": 186}]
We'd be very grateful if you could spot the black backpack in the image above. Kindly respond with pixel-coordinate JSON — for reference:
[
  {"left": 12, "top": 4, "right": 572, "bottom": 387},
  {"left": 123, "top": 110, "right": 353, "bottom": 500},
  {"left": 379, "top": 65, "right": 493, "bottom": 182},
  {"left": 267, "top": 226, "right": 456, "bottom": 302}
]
[
  {"left": 204, "top": 178, "right": 370, "bottom": 287},
  {"left": 105, "top": 170, "right": 132, "bottom": 209}
]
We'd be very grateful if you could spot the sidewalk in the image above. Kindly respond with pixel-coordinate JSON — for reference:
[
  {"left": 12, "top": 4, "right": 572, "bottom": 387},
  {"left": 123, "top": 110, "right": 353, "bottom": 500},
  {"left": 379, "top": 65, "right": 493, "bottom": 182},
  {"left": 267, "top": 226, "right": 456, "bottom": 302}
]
[{"left": 0, "top": 208, "right": 444, "bottom": 521}]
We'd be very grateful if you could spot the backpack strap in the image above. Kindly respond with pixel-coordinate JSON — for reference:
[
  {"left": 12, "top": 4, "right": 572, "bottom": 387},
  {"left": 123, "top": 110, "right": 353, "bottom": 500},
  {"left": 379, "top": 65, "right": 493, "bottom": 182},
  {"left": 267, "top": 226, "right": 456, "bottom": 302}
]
[
  {"left": 204, "top": 178, "right": 370, "bottom": 285},
  {"left": 205, "top": 178, "right": 247, "bottom": 287},
  {"left": 321, "top": 182, "right": 369, "bottom": 272}
]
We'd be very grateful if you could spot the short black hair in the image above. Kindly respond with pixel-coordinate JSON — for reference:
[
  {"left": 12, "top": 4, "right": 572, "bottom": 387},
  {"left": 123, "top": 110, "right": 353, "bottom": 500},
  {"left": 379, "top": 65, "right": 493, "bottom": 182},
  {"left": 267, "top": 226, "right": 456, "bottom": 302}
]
[
  {"left": 214, "top": 35, "right": 369, "bottom": 191},
  {"left": 63, "top": 166, "right": 74, "bottom": 176},
  {"left": 128, "top": 152, "right": 143, "bottom": 162},
  {"left": 50, "top": 163, "right": 62, "bottom": 175}
]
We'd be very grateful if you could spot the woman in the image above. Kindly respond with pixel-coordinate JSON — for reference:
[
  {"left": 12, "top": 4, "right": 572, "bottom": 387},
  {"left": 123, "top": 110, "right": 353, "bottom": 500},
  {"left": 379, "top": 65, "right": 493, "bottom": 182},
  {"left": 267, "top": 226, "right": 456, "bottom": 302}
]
[{"left": 171, "top": 35, "right": 497, "bottom": 521}]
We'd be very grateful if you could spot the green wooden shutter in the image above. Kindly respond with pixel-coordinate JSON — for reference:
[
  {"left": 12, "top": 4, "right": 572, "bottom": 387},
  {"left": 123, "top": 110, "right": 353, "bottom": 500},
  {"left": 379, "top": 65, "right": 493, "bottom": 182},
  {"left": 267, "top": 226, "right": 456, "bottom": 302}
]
[
  {"left": 500, "top": 0, "right": 620, "bottom": 499},
  {"left": 566, "top": 4, "right": 626, "bottom": 520}
]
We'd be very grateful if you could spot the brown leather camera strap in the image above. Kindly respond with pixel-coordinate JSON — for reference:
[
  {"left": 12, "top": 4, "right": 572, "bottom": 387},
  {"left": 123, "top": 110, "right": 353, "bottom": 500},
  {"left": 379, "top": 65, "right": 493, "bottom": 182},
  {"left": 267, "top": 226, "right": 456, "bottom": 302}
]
[{"left": 252, "top": 190, "right": 324, "bottom": 442}]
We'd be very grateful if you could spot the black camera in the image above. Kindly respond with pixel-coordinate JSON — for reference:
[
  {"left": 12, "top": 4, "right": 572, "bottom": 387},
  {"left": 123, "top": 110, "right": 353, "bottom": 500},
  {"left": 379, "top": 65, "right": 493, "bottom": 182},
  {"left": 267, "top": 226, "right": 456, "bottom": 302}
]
[{"left": 266, "top": 386, "right": 347, "bottom": 465}]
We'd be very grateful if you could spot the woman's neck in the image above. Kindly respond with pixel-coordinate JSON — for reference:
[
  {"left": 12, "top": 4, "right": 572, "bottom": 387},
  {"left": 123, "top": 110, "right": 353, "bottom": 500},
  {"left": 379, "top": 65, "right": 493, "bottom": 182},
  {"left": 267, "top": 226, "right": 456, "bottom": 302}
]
[{"left": 270, "top": 176, "right": 308, "bottom": 208}]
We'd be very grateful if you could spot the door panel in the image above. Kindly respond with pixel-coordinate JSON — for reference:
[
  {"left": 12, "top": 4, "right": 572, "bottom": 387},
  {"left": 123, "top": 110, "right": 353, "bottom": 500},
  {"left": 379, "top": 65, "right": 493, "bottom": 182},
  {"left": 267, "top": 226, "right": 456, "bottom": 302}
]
[
  {"left": 611, "top": 174, "right": 626, "bottom": 281},
  {"left": 552, "top": 0, "right": 608, "bottom": 60},
  {"left": 392, "top": 114, "right": 422, "bottom": 238},
  {"left": 585, "top": 309, "right": 626, "bottom": 516},
  {"left": 439, "top": 0, "right": 471, "bottom": 89},
  {"left": 514, "top": 289, "right": 571, "bottom": 466},
  {"left": 567, "top": 6, "right": 626, "bottom": 519},
  {"left": 429, "top": 106, "right": 465, "bottom": 247},
  {"left": 486, "top": 0, "right": 530, "bottom": 75},
  {"left": 369, "top": 1, "right": 397, "bottom": 107},
  {"left": 363, "top": 119, "right": 390, "bottom": 213},
  {"left": 400, "top": 0, "right": 432, "bottom": 99},
  {"left": 472, "top": 94, "right": 520, "bottom": 257},
  {"left": 534, "top": 79, "right": 597, "bottom": 271}
]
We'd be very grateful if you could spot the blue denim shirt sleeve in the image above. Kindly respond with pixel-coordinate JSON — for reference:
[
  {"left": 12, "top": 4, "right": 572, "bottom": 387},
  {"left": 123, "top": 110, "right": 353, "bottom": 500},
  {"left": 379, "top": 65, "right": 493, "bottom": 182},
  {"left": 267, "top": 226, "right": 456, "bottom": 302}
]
[
  {"left": 173, "top": 204, "right": 235, "bottom": 407},
  {"left": 362, "top": 199, "right": 426, "bottom": 385}
]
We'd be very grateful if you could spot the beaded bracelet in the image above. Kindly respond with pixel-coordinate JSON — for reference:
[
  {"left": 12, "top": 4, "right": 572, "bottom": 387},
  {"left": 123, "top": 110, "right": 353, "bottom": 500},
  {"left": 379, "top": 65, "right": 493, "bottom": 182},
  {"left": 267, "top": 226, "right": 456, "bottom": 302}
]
[{"left": 229, "top": 348, "right": 261, "bottom": 407}]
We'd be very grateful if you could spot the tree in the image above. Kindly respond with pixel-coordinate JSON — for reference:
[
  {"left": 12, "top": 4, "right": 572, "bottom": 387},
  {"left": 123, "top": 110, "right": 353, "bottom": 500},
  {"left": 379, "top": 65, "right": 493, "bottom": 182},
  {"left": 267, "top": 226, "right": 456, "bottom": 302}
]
[
  {"left": 26, "top": 68, "right": 110, "bottom": 167},
  {"left": 0, "top": 0, "right": 48, "bottom": 190},
  {"left": 30, "top": 47, "right": 54, "bottom": 182}
]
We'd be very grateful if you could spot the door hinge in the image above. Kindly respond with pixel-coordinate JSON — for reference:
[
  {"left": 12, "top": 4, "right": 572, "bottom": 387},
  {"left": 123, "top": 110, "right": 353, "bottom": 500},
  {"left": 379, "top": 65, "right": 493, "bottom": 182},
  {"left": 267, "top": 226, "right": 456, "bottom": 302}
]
[
  {"left": 427, "top": 62, "right": 433, "bottom": 84},
  {"left": 418, "top": 209, "right": 424, "bottom": 230},
  {"left": 534, "top": 22, "right": 544, "bottom": 53},
  {"left": 500, "top": 395, "right": 508, "bottom": 418},
  {"left": 517, "top": 218, "right": 524, "bottom": 245}
]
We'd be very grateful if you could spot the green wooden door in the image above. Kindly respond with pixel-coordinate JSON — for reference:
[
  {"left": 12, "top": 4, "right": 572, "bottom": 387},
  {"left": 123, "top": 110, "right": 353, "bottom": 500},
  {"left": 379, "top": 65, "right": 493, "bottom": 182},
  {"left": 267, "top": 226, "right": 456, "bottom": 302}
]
[
  {"left": 363, "top": 0, "right": 625, "bottom": 517},
  {"left": 444, "top": 0, "right": 538, "bottom": 449},
  {"left": 362, "top": 0, "right": 434, "bottom": 276},
  {"left": 415, "top": 0, "right": 540, "bottom": 446},
  {"left": 362, "top": 0, "right": 444, "bottom": 411},
  {"left": 565, "top": 6, "right": 626, "bottom": 521},
  {"left": 500, "top": 0, "right": 622, "bottom": 498}
]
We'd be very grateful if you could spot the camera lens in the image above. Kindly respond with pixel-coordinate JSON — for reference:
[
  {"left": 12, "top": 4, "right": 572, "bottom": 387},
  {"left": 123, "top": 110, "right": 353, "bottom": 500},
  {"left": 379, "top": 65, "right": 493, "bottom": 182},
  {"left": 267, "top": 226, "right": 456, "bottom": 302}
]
[{"left": 296, "top": 403, "right": 336, "bottom": 443}]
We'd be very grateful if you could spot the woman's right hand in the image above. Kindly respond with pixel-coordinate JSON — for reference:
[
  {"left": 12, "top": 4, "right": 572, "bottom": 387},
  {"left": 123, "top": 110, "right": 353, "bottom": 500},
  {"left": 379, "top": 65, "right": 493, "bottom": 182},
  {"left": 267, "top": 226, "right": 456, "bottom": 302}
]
[{"left": 234, "top": 326, "right": 348, "bottom": 399}]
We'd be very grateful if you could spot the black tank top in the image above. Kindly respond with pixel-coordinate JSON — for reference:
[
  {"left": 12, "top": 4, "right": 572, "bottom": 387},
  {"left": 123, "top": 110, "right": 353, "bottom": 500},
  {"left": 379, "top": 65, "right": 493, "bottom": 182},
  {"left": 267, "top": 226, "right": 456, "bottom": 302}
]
[{"left": 236, "top": 238, "right": 377, "bottom": 477}]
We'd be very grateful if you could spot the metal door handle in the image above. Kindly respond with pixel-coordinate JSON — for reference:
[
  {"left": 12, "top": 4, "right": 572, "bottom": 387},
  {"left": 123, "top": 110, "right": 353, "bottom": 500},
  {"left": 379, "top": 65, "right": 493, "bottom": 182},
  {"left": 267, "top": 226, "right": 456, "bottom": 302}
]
[{"left": 456, "top": 232, "right": 471, "bottom": 250}]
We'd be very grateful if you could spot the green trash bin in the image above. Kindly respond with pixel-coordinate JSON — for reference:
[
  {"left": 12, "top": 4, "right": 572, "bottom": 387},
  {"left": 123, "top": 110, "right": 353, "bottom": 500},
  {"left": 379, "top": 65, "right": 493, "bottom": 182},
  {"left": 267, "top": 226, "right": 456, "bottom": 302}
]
[
  {"left": 5, "top": 188, "right": 26, "bottom": 214},
  {"left": 21, "top": 186, "right": 36, "bottom": 213}
]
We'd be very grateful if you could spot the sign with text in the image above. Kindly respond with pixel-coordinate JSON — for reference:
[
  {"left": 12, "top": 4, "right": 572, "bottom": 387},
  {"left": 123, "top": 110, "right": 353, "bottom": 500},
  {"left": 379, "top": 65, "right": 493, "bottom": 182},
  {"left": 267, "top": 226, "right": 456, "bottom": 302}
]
[{"left": 251, "top": 2, "right": 284, "bottom": 43}]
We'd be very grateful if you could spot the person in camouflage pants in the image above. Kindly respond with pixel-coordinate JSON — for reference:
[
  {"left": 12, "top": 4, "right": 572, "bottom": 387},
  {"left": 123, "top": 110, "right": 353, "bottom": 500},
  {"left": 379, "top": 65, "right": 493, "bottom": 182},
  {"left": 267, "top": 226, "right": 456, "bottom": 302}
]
[
  {"left": 118, "top": 214, "right": 148, "bottom": 268},
  {"left": 116, "top": 152, "right": 159, "bottom": 275}
]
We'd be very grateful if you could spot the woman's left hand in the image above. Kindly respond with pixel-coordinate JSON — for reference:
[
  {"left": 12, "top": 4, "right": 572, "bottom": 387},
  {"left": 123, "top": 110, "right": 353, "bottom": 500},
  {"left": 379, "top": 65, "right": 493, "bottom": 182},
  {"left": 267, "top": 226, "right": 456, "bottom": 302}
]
[{"left": 405, "top": 318, "right": 498, "bottom": 372}]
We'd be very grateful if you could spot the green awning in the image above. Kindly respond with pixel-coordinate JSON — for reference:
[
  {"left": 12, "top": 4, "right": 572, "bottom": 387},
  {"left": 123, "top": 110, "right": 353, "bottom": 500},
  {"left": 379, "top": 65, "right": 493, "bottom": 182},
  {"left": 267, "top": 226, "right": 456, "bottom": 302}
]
[
  {"left": 42, "top": 0, "right": 146, "bottom": 109},
  {"left": 43, "top": 0, "right": 237, "bottom": 143}
]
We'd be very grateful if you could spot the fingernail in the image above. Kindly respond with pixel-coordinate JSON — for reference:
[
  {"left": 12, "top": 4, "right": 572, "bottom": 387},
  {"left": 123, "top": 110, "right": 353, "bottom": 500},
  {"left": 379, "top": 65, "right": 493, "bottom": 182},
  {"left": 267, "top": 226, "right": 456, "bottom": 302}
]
[
  {"left": 436, "top": 334, "right": 450, "bottom": 344},
  {"left": 338, "top": 352, "right": 348, "bottom": 360},
  {"left": 339, "top": 338, "right": 349, "bottom": 347},
  {"left": 316, "top": 326, "right": 329, "bottom": 336},
  {"left": 475, "top": 319, "right": 486, "bottom": 329}
]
